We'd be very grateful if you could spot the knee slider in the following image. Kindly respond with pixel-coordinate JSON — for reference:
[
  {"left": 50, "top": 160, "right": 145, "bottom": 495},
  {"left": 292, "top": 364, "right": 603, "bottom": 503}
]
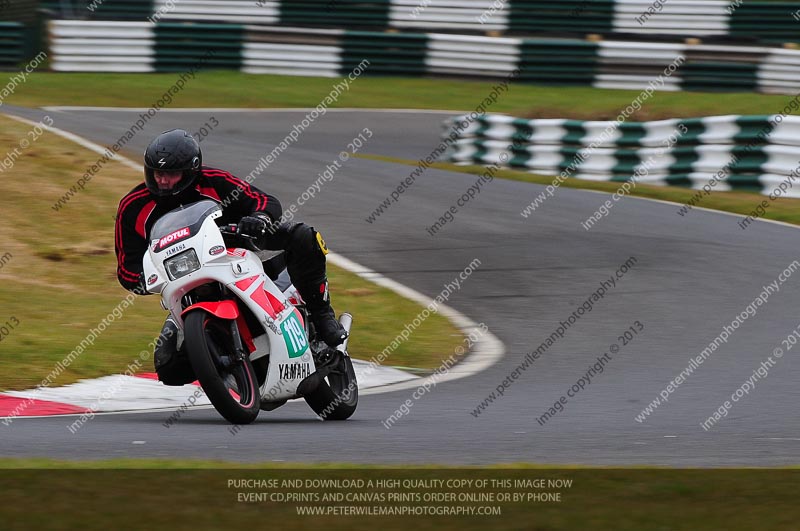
[{"left": 287, "top": 223, "right": 327, "bottom": 259}]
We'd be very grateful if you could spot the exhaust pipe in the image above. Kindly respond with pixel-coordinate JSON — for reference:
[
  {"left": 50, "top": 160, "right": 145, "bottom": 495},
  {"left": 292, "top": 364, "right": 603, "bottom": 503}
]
[{"left": 336, "top": 312, "right": 352, "bottom": 353}]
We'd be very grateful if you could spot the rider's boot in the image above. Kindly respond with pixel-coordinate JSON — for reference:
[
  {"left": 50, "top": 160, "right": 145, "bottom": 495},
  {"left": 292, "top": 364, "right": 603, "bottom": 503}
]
[
  {"left": 276, "top": 223, "right": 347, "bottom": 347},
  {"left": 298, "top": 280, "right": 348, "bottom": 347},
  {"left": 154, "top": 318, "right": 195, "bottom": 386}
]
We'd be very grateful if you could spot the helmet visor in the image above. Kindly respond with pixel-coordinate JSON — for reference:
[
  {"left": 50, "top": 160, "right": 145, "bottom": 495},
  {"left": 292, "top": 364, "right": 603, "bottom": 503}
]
[{"left": 144, "top": 167, "right": 197, "bottom": 197}]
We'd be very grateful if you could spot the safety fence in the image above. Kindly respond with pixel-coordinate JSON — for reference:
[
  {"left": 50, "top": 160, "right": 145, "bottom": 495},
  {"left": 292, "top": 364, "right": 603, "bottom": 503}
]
[
  {"left": 49, "top": 20, "right": 800, "bottom": 94},
  {"left": 443, "top": 113, "right": 800, "bottom": 196},
  {"left": 0, "top": 22, "right": 26, "bottom": 68},
  {"left": 39, "top": 0, "right": 152, "bottom": 20},
  {"left": 0, "top": 0, "right": 40, "bottom": 24},
  {"left": 39, "top": 0, "right": 800, "bottom": 44}
]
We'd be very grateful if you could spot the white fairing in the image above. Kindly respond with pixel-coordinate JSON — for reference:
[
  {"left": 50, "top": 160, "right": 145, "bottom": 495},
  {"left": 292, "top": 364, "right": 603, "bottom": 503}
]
[{"left": 142, "top": 201, "right": 316, "bottom": 401}]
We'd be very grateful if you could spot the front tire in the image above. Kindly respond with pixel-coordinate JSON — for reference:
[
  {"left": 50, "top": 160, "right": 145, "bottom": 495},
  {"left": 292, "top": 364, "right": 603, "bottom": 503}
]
[
  {"left": 304, "top": 354, "right": 358, "bottom": 420},
  {"left": 184, "top": 311, "right": 260, "bottom": 424}
]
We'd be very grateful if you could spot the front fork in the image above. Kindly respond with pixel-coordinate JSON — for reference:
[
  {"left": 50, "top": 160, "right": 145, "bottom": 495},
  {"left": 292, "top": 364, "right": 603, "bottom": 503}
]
[
  {"left": 229, "top": 319, "right": 249, "bottom": 363},
  {"left": 209, "top": 319, "right": 249, "bottom": 372}
]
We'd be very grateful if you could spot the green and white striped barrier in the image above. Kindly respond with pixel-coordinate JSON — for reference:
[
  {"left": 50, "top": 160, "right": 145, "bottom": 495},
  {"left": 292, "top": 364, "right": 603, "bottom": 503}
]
[
  {"left": 0, "top": 22, "right": 26, "bottom": 68},
  {"left": 49, "top": 21, "right": 800, "bottom": 95},
  {"left": 40, "top": 1, "right": 800, "bottom": 44},
  {"left": 444, "top": 113, "right": 800, "bottom": 196}
]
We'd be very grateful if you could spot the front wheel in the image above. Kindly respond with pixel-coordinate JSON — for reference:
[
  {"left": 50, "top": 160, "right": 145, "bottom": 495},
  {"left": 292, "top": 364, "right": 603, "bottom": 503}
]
[
  {"left": 184, "top": 311, "right": 260, "bottom": 424},
  {"left": 304, "top": 354, "right": 358, "bottom": 420}
]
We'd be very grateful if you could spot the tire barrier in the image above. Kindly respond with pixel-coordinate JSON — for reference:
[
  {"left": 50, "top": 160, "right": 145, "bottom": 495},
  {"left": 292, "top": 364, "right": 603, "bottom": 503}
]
[
  {"left": 444, "top": 113, "right": 800, "bottom": 197},
  {"left": 49, "top": 20, "right": 800, "bottom": 94}
]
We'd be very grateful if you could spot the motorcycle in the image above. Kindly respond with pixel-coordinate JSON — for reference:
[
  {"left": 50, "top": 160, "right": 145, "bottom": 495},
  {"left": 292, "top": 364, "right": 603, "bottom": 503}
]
[{"left": 142, "top": 200, "right": 358, "bottom": 424}]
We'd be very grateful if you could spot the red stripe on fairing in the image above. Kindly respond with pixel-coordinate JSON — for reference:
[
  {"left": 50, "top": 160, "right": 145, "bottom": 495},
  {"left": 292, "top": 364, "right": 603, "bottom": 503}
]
[
  {"left": 235, "top": 275, "right": 259, "bottom": 292},
  {"left": 0, "top": 395, "right": 90, "bottom": 417},
  {"left": 134, "top": 200, "right": 157, "bottom": 239},
  {"left": 264, "top": 289, "right": 285, "bottom": 314},
  {"left": 249, "top": 281, "right": 277, "bottom": 319}
]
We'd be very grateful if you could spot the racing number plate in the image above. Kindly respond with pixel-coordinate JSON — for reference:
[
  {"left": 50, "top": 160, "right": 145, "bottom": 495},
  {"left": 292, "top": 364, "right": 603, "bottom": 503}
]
[{"left": 280, "top": 313, "right": 308, "bottom": 358}]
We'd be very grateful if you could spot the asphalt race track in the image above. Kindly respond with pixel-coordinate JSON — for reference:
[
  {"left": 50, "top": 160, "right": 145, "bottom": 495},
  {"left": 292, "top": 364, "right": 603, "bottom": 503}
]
[{"left": 3, "top": 106, "right": 800, "bottom": 465}]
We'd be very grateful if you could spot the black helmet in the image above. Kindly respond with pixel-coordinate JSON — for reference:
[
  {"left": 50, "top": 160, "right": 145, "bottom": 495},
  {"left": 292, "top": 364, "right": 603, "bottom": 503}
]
[{"left": 143, "top": 129, "right": 202, "bottom": 197}]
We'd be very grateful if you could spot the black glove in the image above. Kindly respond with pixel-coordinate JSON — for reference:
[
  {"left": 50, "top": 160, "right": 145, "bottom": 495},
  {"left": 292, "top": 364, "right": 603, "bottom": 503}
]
[
  {"left": 238, "top": 214, "right": 273, "bottom": 242},
  {"left": 133, "top": 274, "right": 149, "bottom": 296}
]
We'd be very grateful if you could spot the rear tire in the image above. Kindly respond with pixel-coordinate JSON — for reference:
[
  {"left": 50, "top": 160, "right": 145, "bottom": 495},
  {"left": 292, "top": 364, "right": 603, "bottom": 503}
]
[
  {"left": 304, "top": 355, "right": 358, "bottom": 420},
  {"left": 184, "top": 311, "right": 260, "bottom": 424}
]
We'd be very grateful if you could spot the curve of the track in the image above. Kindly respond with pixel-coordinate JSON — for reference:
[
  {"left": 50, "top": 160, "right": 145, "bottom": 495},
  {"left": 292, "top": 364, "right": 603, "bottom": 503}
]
[{"left": 3, "top": 106, "right": 799, "bottom": 465}]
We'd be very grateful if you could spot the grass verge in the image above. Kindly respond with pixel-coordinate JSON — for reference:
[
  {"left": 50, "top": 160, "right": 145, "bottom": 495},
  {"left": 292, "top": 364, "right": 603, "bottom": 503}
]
[
  {"left": 0, "top": 113, "right": 460, "bottom": 390},
  {"left": 358, "top": 154, "right": 800, "bottom": 227},
  {"left": 5, "top": 71, "right": 799, "bottom": 120},
  {"left": 0, "top": 461, "right": 798, "bottom": 529}
]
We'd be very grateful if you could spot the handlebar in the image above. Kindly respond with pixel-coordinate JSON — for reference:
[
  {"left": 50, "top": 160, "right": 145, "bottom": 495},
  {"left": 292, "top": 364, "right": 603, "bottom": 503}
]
[
  {"left": 218, "top": 223, "right": 262, "bottom": 251},
  {"left": 218, "top": 224, "right": 244, "bottom": 237}
]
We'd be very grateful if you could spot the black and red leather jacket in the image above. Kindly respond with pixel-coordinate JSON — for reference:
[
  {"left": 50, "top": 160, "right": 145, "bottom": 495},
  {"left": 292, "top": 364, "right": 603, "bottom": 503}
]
[{"left": 114, "top": 166, "right": 281, "bottom": 292}]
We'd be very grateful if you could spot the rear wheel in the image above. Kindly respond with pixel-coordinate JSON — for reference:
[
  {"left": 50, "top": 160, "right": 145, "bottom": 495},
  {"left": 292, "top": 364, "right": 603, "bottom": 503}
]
[
  {"left": 304, "top": 354, "right": 358, "bottom": 420},
  {"left": 184, "top": 311, "right": 260, "bottom": 424}
]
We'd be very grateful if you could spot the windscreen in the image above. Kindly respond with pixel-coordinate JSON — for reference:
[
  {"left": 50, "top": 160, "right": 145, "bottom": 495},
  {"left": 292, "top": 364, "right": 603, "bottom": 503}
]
[{"left": 149, "top": 200, "right": 220, "bottom": 241}]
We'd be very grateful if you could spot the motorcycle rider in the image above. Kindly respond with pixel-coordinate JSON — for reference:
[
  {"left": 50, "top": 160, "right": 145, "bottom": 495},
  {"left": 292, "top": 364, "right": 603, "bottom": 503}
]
[{"left": 115, "top": 129, "right": 347, "bottom": 385}]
